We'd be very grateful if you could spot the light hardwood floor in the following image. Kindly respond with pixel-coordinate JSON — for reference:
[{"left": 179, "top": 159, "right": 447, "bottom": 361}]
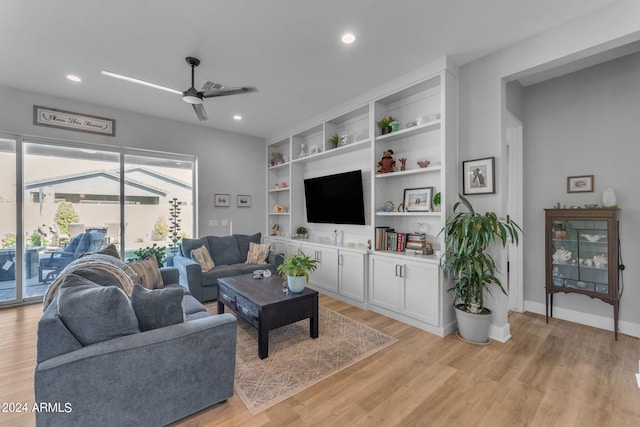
[{"left": 1, "top": 296, "right": 639, "bottom": 427}]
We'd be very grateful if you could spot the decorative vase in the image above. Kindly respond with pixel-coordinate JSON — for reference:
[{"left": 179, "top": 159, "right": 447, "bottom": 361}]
[
  {"left": 287, "top": 275, "right": 307, "bottom": 293},
  {"left": 390, "top": 121, "right": 401, "bottom": 132},
  {"left": 454, "top": 304, "right": 491, "bottom": 344}
]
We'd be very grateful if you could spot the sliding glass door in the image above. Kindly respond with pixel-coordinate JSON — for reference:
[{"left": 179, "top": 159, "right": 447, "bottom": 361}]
[
  {"left": 0, "top": 137, "right": 196, "bottom": 306},
  {"left": 123, "top": 154, "right": 194, "bottom": 261},
  {"left": 23, "top": 143, "right": 120, "bottom": 298},
  {"left": 0, "top": 139, "right": 16, "bottom": 304}
]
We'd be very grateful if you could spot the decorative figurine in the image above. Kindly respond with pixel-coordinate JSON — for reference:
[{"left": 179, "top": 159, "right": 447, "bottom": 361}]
[
  {"left": 417, "top": 159, "right": 431, "bottom": 168},
  {"left": 377, "top": 149, "right": 396, "bottom": 173},
  {"left": 399, "top": 157, "right": 407, "bottom": 171}
]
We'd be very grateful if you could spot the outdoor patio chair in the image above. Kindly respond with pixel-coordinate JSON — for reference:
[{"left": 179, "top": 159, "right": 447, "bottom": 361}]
[
  {"left": 38, "top": 230, "right": 105, "bottom": 283},
  {"left": 67, "top": 223, "right": 85, "bottom": 237},
  {"left": 105, "top": 222, "right": 120, "bottom": 244}
]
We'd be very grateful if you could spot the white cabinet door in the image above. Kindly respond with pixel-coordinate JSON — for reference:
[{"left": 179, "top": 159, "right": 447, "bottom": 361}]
[
  {"left": 402, "top": 260, "right": 439, "bottom": 326},
  {"left": 338, "top": 250, "right": 365, "bottom": 302},
  {"left": 369, "top": 255, "right": 401, "bottom": 312},
  {"left": 302, "top": 244, "right": 338, "bottom": 293}
]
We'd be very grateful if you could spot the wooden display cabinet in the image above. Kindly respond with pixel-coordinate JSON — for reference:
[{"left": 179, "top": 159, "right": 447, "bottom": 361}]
[{"left": 544, "top": 208, "right": 621, "bottom": 339}]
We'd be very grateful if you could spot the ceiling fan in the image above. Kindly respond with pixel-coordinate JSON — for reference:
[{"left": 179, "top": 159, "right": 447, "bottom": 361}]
[{"left": 101, "top": 57, "right": 258, "bottom": 121}]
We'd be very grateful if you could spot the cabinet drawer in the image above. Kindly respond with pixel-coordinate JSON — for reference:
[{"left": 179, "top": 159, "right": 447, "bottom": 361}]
[
  {"left": 218, "top": 287, "right": 238, "bottom": 310},
  {"left": 236, "top": 295, "right": 259, "bottom": 323}
]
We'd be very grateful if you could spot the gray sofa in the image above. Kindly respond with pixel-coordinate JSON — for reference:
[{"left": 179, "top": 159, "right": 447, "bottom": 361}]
[
  {"left": 35, "top": 266, "right": 237, "bottom": 427},
  {"left": 173, "top": 233, "right": 284, "bottom": 303}
]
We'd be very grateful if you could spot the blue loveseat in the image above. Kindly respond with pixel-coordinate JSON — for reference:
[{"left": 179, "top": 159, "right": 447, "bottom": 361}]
[{"left": 173, "top": 233, "right": 284, "bottom": 302}]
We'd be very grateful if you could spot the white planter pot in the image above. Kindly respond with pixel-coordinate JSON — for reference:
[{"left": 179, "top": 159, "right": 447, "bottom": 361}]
[
  {"left": 454, "top": 304, "right": 492, "bottom": 344},
  {"left": 287, "top": 275, "right": 307, "bottom": 293}
]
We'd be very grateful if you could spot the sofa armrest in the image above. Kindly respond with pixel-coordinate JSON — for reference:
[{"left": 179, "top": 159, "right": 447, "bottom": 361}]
[
  {"left": 160, "top": 266, "right": 179, "bottom": 285},
  {"left": 173, "top": 255, "right": 203, "bottom": 300},
  {"left": 268, "top": 251, "right": 285, "bottom": 268},
  {"left": 35, "top": 314, "right": 237, "bottom": 427}
]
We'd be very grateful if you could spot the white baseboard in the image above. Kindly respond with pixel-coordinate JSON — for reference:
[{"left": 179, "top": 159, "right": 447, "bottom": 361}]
[{"left": 525, "top": 300, "right": 640, "bottom": 338}]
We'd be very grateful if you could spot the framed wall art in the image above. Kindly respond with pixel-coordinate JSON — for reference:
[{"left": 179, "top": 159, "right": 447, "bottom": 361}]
[
  {"left": 237, "top": 194, "right": 251, "bottom": 207},
  {"left": 567, "top": 175, "right": 594, "bottom": 193},
  {"left": 463, "top": 157, "right": 495, "bottom": 195},
  {"left": 214, "top": 194, "right": 230, "bottom": 207},
  {"left": 403, "top": 187, "right": 433, "bottom": 212}
]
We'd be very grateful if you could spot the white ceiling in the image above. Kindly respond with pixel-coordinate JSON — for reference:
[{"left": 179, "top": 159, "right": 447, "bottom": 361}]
[{"left": 0, "top": 0, "right": 618, "bottom": 139}]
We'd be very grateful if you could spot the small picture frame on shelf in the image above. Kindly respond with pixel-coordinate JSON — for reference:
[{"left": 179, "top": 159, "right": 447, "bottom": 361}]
[
  {"left": 237, "top": 194, "right": 251, "bottom": 207},
  {"left": 403, "top": 187, "right": 433, "bottom": 212},
  {"left": 567, "top": 175, "right": 594, "bottom": 193},
  {"left": 463, "top": 157, "right": 495, "bottom": 195},
  {"left": 214, "top": 193, "right": 230, "bottom": 207}
]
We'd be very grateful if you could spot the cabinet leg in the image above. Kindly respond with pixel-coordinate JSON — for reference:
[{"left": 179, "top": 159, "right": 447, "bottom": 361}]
[{"left": 614, "top": 299, "right": 619, "bottom": 341}]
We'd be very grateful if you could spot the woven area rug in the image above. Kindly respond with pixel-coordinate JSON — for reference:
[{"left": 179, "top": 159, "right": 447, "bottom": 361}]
[{"left": 230, "top": 306, "right": 397, "bottom": 414}]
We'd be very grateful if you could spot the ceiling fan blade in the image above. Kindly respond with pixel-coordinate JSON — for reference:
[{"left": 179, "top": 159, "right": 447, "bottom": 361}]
[
  {"left": 192, "top": 103, "right": 208, "bottom": 121},
  {"left": 101, "top": 70, "right": 182, "bottom": 95},
  {"left": 201, "top": 86, "right": 258, "bottom": 98}
]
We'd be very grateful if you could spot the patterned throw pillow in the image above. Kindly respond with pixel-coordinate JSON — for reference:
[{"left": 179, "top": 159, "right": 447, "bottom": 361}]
[
  {"left": 245, "top": 242, "right": 270, "bottom": 265},
  {"left": 128, "top": 257, "right": 164, "bottom": 289},
  {"left": 191, "top": 245, "right": 215, "bottom": 272}
]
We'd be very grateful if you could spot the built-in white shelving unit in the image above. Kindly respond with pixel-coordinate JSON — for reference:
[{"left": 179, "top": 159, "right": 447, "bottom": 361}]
[{"left": 264, "top": 58, "right": 458, "bottom": 336}]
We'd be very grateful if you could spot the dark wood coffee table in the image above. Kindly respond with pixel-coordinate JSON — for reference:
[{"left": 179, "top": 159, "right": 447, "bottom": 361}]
[{"left": 217, "top": 274, "right": 319, "bottom": 359}]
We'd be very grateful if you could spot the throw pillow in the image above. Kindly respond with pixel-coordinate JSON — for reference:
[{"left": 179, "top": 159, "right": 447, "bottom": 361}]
[
  {"left": 57, "top": 274, "right": 139, "bottom": 346},
  {"left": 234, "top": 232, "right": 261, "bottom": 263},
  {"left": 96, "top": 243, "right": 121, "bottom": 259},
  {"left": 208, "top": 235, "right": 242, "bottom": 265},
  {"left": 245, "top": 242, "right": 270, "bottom": 264},
  {"left": 128, "top": 257, "right": 164, "bottom": 289},
  {"left": 180, "top": 237, "right": 210, "bottom": 258},
  {"left": 130, "top": 284, "right": 185, "bottom": 332},
  {"left": 190, "top": 245, "right": 215, "bottom": 272}
]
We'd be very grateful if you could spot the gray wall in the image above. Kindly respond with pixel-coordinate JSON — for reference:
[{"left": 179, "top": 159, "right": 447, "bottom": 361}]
[
  {"left": 523, "top": 52, "right": 640, "bottom": 326},
  {"left": 0, "top": 85, "right": 266, "bottom": 237}
]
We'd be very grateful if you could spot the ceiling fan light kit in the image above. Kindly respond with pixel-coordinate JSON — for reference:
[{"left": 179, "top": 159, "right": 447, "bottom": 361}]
[{"left": 102, "top": 56, "right": 258, "bottom": 121}]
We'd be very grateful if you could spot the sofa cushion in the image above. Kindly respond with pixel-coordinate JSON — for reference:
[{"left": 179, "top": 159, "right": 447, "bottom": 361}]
[
  {"left": 245, "top": 242, "right": 269, "bottom": 264},
  {"left": 233, "top": 232, "right": 261, "bottom": 263},
  {"left": 131, "top": 284, "right": 185, "bottom": 332},
  {"left": 191, "top": 245, "right": 215, "bottom": 272},
  {"left": 57, "top": 274, "right": 140, "bottom": 346},
  {"left": 200, "top": 265, "right": 243, "bottom": 287},
  {"left": 128, "top": 256, "right": 164, "bottom": 289},
  {"left": 208, "top": 235, "right": 242, "bottom": 266},
  {"left": 182, "top": 294, "right": 208, "bottom": 316},
  {"left": 180, "top": 237, "right": 210, "bottom": 258}
]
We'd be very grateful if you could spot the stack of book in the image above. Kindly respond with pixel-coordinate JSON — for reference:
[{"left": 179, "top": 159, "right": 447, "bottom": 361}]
[
  {"left": 405, "top": 233, "right": 433, "bottom": 255},
  {"left": 375, "top": 227, "right": 407, "bottom": 252}
]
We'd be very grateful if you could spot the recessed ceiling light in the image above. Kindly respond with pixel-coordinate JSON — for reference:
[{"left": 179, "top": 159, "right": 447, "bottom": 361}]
[
  {"left": 341, "top": 32, "right": 356, "bottom": 44},
  {"left": 66, "top": 74, "right": 82, "bottom": 82},
  {"left": 233, "top": 115, "right": 242, "bottom": 121}
]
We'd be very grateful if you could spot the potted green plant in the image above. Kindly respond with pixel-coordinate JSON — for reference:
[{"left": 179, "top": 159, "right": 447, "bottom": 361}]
[
  {"left": 433, "top": 192, "right": 441, "bottom": 212},
  {"left": 439, "top": 194, "right": 521, "bottom": 344},
  {"left": 277, "top": 252, "right": 319, "bottom": 293},
  {"left": 328, "top": 133, "right": 340, "bottom": 149},
  {"left": 376, "top": 115, "right": 396, "bottom": 135},
  {"left": 296, "top": 226, "right": 308, "bottom": 239},
  {"left": 127, "top": 243, "right": 167, "bottom": 267}
]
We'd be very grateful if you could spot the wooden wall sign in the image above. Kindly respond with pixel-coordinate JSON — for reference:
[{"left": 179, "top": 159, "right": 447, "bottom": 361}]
[{"left": 33, "top": 105, "right": 116, "bottom": 136}]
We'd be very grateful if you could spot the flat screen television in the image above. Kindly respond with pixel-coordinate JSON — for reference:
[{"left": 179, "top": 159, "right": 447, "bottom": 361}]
[{"left": 303, "top": 170, "right": 366, "bottom": 225}]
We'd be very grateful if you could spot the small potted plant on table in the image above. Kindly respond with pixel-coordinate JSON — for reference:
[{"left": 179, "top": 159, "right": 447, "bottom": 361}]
[
  {"left": 439, "top": 194, "right": 521, "bottom": 344},
  {"left": 277, "top": 252, "right": 319, "bottom": 293}
]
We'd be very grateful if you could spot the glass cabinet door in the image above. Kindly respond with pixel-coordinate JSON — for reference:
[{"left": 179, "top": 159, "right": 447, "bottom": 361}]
[{"left": 550, "top": 219, "right": 609, "bottom": 294}]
